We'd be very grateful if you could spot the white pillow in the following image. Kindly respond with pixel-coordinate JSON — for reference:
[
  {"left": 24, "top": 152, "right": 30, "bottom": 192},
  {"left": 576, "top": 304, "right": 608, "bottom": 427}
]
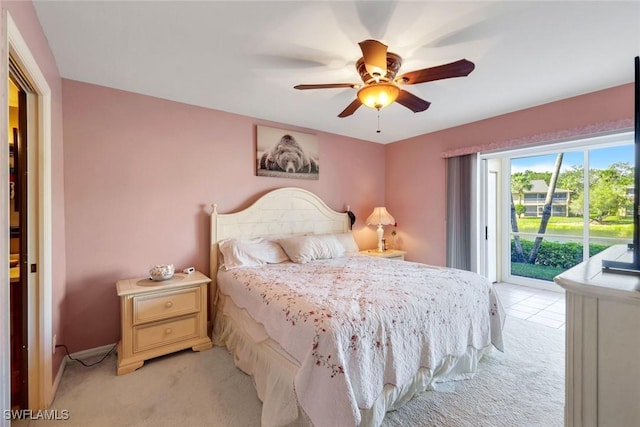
[
  {"left": 218, "top": 238, "right": 289, "bottom": 270},
  {"left": 333, "top": 233, "right": 360, "bottom": 254},
  {"left": 278, "top": 234, "right": 345, "bottom": 264}
]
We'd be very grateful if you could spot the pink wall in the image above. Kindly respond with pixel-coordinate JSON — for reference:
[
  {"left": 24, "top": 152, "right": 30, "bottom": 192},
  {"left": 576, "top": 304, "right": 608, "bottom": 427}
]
[
  {"left": 386, "top": 83, "right": 634, "bottom": 266},
  {"left": 61, "top": 79, "right": 635, "bottom": 352},
  {"left": 3, "top": 1, "right": 67, "bottom": 378},
  {"left": 61, "top": 79, "right": 386, "bottom": 351}
]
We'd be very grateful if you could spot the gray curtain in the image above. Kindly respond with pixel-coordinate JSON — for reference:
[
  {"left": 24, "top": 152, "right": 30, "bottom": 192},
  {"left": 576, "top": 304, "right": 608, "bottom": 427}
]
[{"left": 445, "top": 153, "right": 477, "bottom": 271}]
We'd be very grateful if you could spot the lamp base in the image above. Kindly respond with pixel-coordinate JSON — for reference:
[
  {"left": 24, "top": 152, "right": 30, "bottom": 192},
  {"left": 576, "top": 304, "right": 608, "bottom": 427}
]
[{"left": 377, "top": 225, "right": 384, "bottom": 252}]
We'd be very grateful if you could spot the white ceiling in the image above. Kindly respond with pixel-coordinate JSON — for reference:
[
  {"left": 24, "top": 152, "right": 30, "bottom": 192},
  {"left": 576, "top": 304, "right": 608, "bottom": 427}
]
[{"left": 32, "top": 1, "right": 640, "bottom": 144}]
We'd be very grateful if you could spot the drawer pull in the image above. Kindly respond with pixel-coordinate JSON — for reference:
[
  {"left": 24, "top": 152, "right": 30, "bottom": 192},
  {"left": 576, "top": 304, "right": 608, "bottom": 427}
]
[
  {"left": 165, "top": 301, "right": 173, "bottom": 308},
  {"left": 165, "top": 328, "right": 172, "bottom": 335}
]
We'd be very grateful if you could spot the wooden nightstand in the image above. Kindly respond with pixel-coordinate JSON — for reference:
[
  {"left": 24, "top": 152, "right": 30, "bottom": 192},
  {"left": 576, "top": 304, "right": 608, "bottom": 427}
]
[
  {"left": 359, "top": 249, "right": 407, "bottom": 261},
  {"left": 116, "top": 271, "right": 212, "bottom": 375}
]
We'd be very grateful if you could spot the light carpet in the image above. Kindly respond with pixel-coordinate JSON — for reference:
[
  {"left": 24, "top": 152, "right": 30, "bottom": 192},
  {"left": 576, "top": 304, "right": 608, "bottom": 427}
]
[{"left": 30, "top": 317, "right": 564, "bottom": 427}]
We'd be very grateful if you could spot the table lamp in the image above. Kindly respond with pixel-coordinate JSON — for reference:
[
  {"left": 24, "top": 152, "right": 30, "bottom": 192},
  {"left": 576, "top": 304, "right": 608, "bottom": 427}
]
[{"left": 366, "top": 207, "right": 395, "bottom": 252}]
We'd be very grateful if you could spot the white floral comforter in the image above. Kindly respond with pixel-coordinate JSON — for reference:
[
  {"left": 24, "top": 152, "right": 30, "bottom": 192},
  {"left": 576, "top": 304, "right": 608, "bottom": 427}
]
[{"left": 219, "top": 255, "right": 504, "bottom": 426}]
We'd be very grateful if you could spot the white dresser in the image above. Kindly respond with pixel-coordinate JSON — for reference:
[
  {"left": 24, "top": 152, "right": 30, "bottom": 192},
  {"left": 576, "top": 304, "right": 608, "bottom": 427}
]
[{"left": 554, "top": 245, "right": 640, "bottom": 427}]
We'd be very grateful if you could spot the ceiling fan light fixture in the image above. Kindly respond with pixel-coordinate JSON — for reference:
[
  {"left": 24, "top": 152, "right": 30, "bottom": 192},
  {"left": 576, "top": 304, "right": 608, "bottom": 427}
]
[
  {"left": 293, "top": 39, "right": 474, "bottom": 118},
  {"left": 357, "top": 83, "right": 400, "bottom": 110}
]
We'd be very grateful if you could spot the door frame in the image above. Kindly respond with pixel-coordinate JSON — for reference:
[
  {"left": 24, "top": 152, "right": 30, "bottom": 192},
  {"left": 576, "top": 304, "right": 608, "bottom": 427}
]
[
  {"left": 1, "top": 10, "right": 53, "bottom": 414},
  {"left": 478, "top": 158, "right": 501, "bottom": 283},
  {"left": 486, "top": 170, "right": 498, "bottom": 282}
]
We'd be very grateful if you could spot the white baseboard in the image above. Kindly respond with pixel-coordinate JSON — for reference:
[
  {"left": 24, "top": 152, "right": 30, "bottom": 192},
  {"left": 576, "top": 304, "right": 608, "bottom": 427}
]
[
  {"left": 50, "top": 343, "right": 117, "bottom": 403},
  {"left": 51, "top": 356, "right": 67, "bottom": 404},
  {"left": 69, "top": 343, "right": 116, "bottom": 360}
]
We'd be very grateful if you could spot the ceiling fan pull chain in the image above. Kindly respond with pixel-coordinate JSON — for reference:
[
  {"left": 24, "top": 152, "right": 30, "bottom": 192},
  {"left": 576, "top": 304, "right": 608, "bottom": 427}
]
[{"left": 377, "top": 109, "right": 381, "bottom": 133}]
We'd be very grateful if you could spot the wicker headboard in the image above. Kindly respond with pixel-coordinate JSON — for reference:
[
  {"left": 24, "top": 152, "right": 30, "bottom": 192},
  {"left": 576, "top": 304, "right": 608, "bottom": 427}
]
[{"left": 209, "top": 187, "right": 350, "bottom": 323}]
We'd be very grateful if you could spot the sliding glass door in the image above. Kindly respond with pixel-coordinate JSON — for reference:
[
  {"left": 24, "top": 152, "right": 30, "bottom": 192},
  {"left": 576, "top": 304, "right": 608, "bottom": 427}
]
[
  {"left": 480, "top": 132, "right": 634, "bottom": 288},
  {"left": 509, "top": 151, "right": 585, "bottom": 283}
]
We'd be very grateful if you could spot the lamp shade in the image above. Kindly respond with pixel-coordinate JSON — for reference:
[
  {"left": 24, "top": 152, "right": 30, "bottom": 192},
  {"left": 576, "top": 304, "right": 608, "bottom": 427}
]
[
  {"left": 366, "top": 207, "right": 395, "bottom": 226},
  {"left": 357, "top": 83, "right": 400, "bottom": 110}
]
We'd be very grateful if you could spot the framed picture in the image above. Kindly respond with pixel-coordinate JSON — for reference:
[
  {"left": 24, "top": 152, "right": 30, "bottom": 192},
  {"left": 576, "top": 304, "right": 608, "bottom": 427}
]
[{"left": 256, "top": 125, "right": 319, "bottom": 180}]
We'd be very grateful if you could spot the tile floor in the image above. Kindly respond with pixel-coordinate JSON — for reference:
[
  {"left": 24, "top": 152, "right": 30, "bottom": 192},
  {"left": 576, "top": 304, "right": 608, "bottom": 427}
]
[{"left": 494, "top": 282, "right": 566, "bottom": 330}]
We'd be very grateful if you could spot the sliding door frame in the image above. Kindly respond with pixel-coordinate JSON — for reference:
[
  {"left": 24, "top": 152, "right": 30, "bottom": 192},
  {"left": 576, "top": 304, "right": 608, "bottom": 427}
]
[{"left": 478, "top": 130, "right": 633, "bottom": 290}]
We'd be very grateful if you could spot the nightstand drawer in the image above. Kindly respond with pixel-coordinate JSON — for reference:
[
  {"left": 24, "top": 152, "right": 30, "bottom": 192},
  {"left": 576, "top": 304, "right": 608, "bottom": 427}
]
[
  {"left": 133, "top": 287, "right": 200, "bottom": 325},
  {"left": 133, "top": 315, "right": 199, "bottom": 353}
]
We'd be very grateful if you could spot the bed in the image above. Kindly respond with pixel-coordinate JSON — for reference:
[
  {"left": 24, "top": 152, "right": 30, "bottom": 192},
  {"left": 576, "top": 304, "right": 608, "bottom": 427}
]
[{"left": 209, "top": 187, "right": 505, "bottom": 427}]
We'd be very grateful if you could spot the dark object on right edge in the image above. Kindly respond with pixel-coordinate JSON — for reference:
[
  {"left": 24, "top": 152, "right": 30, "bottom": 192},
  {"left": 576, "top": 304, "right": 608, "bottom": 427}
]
[{"left": 602, "top": 56, "right": 640, "bottom": 275}]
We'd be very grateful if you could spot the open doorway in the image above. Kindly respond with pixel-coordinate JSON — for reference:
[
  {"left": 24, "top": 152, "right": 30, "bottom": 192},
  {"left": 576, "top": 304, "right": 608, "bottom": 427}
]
[{"left": 8, "top": 73, "right": 29, "bottom": 410}]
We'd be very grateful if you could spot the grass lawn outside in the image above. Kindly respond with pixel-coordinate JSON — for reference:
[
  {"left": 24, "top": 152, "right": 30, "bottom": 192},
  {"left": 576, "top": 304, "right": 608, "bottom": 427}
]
[
  {"left": 515, "top": 216, "right": 633, "bottom": 239},
  {"left": 511, "top": 262, "right": 566, "bottom": 282}
]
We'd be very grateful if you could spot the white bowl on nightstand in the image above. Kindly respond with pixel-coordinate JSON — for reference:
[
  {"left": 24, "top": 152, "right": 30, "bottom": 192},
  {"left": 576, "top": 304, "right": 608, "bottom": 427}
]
[{"left": 149, "top": 264, "right": 174, "bottom": 281}]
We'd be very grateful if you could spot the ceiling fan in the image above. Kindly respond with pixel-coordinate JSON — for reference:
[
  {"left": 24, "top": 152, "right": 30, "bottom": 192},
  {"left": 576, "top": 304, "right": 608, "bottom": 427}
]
[{"left": 294, "top": 39, "right": 475, "bottom": 118}]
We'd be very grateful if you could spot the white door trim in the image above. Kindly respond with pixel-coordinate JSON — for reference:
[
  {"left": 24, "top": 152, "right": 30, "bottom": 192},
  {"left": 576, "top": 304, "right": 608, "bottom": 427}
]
[
  {"left": 2, "top": 10, "right": 53, "bottom": 412},
  {"left": 487, "top": 170, "right": 498, "bottom": 282},
  {"left": 477, "top": 158, "right": 489, "bottom": 278},
  {"left": 0, "top": 9, "right": 11, "bottom": 424}
]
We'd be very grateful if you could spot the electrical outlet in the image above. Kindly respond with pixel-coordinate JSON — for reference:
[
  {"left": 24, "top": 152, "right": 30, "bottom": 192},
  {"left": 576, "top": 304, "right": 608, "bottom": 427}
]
[{"left": 53, "top": 334, "right": 56, "bottom": 354}]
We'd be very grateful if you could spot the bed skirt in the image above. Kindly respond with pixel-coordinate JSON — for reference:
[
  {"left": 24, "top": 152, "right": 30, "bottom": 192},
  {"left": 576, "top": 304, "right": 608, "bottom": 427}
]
[{"left": 213, "top": 294, "right": 492, "bottom": 427}]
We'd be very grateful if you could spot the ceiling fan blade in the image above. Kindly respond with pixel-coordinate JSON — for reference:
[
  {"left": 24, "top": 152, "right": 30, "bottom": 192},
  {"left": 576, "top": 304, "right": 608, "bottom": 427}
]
[
  {"left": 338, "top": 99, "right": 362, "bottom": 118},
  {"left": 358, "top": 39, "right": 388, "bottom": 78},
  {"left": 395, "top": 89, "right": 431, "bottom": 113},
  {"left": 294, "top": 83, "right": 357, "bottom": 90},
  {"left": 396, "top": 59, "right": 475, "bottom": 85}
]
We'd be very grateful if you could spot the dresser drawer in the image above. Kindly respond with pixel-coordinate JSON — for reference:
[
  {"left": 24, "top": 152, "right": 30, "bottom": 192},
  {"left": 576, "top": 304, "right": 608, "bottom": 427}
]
[
  {"left": 133, "top": 315, "right": 199, "bottom": 353},
  {"left": 133, "top": 287, "right": 200, "bottom": 325}
]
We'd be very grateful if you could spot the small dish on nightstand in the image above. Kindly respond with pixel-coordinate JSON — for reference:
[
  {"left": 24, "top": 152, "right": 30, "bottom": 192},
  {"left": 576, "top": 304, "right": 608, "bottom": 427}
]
[{"left": 149, "top": 264, "right": 175, "bottom": 281}]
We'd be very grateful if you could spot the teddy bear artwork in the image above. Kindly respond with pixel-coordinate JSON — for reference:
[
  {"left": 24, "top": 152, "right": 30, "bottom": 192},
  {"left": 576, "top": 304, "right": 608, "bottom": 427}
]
[{"left": 256, "top": 125, "right": 319, "bottom": 180}]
